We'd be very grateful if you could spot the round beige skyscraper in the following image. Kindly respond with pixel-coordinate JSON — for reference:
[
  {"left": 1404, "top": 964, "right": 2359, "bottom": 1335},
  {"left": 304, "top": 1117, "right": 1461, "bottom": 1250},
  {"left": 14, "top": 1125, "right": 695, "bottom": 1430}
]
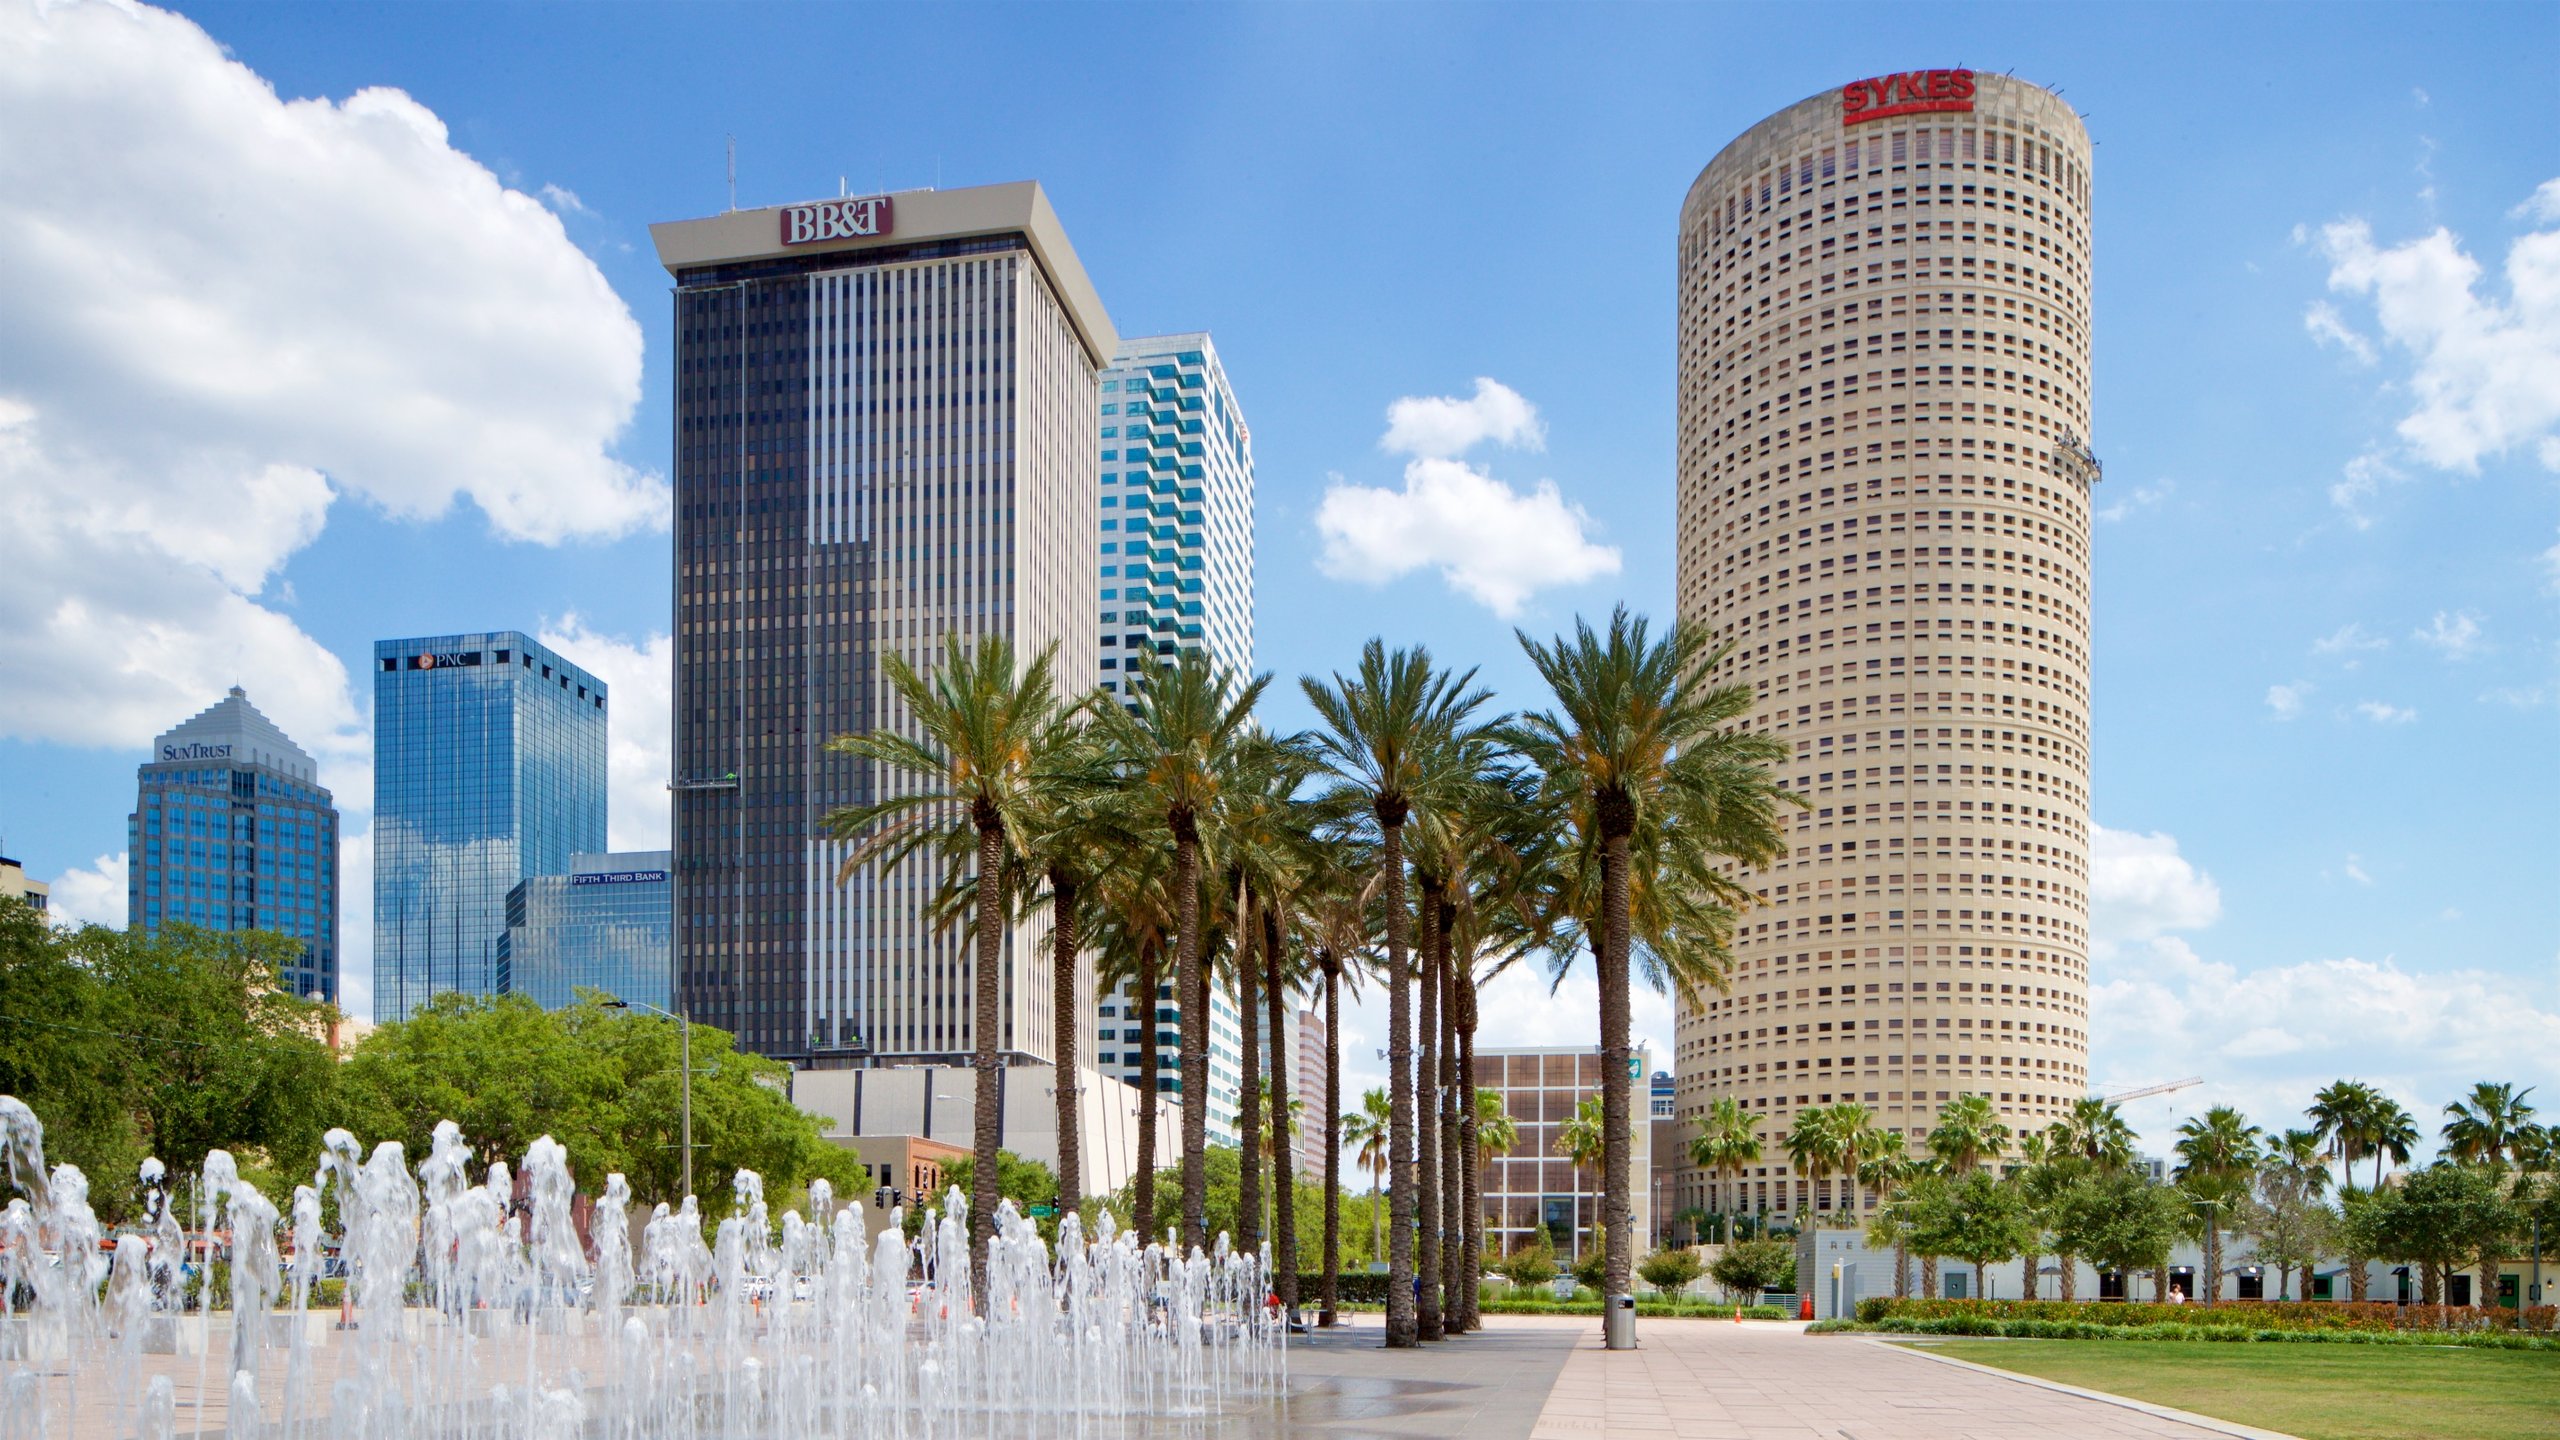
[{"left": 1671, "top": 71, "right": 2097, "bottom": 1228}]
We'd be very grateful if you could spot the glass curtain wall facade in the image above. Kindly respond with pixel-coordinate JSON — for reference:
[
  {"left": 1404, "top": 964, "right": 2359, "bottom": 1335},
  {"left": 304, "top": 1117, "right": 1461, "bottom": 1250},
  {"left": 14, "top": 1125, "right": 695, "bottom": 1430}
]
[
  {"left": 654, "top": 183, "right": 1112, "bottom": 1067},
  {"left": 1672, "top": 74, "right": 2097, "bottom": 1224},
  {"left": 127, "top": 687, "right": 339, "bottom": 1000},
  {"left": 1092, "top": 332, "right": 1255, "bottom": 1144},
  {"left": 372, "top": 632, "right": 608, "bottom": 1021},
  {"left": 501, "top": 850, "right": 674, "bottom": 1011},
  {"left": 1477, "top": 1045, "right": 1653, "bottom": 1261}
]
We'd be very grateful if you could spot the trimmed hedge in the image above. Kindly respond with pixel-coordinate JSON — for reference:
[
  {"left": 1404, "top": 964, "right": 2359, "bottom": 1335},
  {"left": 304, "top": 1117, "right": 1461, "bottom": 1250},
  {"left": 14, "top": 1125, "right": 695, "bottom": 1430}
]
[
  {"left": 1870, "top": 1297, "right": 2559, "bottom": 1335},
  {"left": 1478, "top": 1295, "right": 1788, "bottom": 1318},
  {"left": 1299, "top": 1272, "right": 1395, "bottom": 1306},
  {"left": 1826, "top": 1314, "right": 2560, "bottom": 1352}
]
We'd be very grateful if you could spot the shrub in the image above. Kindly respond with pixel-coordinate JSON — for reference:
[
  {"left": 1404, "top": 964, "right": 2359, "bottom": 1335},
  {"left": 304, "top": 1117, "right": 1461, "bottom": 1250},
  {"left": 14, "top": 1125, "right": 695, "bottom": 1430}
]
[
  {"left": 1855, "top": 1296, "right": 1892, "bottom": 1325},
  {"left": 1708, "top": 1237, "right": 1794, "bottom": 1299},
  {"left": 1636, "top": 1247, "right": 1704, "bottom": 1297},
  {"left": 1571, "top": 1224, "right": 1608, "bottom": 1290},
  {"left": 1296, "top": 1271, "right": 1393, "bottom": 1305},
  {"left": 1499, "top": 1233, "right": 1558, "bottom": 1286},
  {"left": 1870, "top": 1297, "right": 2556, "bottom": 1335}
]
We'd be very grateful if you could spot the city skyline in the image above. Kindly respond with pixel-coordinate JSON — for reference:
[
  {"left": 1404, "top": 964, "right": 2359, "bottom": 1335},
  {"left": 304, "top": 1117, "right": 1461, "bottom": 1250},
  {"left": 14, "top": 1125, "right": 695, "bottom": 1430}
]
[{"left": 1, "top": 1, "right": 2552, "bottom": 1159}]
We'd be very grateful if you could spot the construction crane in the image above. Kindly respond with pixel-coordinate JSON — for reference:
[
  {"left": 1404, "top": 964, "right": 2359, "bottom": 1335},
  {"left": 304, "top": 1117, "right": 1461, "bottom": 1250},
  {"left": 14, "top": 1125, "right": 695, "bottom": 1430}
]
[{"left": 2093, "top": 1077, "right": 2202, "bottom": 1105}]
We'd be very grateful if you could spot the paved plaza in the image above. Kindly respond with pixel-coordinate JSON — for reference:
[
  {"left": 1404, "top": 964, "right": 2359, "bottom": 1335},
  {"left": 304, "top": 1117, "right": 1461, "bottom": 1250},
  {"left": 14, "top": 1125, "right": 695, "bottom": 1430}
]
[{"left": 1272, "top": 1315, "right": 2273, "bottom": 1440}]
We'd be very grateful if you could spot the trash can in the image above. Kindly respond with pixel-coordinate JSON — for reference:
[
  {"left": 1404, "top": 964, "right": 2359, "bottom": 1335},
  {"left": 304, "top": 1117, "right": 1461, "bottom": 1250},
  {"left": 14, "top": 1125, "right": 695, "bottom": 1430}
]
[
  {"left": 1550, "top": 1274, "right": 1577, "bottom": 1302},
  {"left": 1604, "top": 1292, "right": 1636, "bottom": 1350}
]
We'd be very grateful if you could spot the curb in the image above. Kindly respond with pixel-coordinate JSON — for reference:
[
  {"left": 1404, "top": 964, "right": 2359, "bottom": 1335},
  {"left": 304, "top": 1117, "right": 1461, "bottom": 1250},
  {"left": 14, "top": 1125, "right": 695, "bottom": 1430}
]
[{"left": 1869, "top": 1337, "right": 2309, "bottom": 1440}]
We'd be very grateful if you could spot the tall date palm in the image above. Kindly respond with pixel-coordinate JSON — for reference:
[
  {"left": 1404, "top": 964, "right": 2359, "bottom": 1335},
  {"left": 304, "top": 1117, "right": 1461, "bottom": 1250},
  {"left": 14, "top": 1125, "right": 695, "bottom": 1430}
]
[
  {"left": 1099, "top": 650, "right": 1267, "bottom": 1254},
  {"left": 1301, "top": 642, "right": 1491, "bottom": 1348},
  {"left": 1509, "top": 607, "right": 1791, "bottom": 1329},
  {"left": 824, "top": 634, "right": 1069, "bottom": 1299}
]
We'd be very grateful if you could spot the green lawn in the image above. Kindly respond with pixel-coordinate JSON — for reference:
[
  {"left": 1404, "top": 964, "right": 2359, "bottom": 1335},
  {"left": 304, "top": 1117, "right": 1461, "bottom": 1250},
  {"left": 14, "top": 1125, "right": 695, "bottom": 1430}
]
[{"left": 1914, "top": 1339, "right": 2560, "bottom": 1440}]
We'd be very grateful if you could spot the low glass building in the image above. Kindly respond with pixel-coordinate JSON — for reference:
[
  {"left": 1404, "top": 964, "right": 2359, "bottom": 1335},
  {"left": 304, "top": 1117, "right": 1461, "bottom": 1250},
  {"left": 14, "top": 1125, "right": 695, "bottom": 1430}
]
[{"left": 500, "top": 850, "right": 673, "bottom": 1011}]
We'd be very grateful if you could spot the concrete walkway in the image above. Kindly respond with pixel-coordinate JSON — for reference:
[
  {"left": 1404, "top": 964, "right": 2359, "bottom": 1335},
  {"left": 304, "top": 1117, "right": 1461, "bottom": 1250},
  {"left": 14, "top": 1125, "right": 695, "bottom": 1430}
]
[{"left": 1521, "top": 1319, "right": 2274, "bottom": 1440}]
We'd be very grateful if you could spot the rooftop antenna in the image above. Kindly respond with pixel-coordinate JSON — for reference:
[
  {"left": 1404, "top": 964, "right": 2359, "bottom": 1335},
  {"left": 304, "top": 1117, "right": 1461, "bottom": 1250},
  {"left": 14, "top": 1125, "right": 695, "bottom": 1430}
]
[{"left": 726, "top": 135, "right": 737, "bottom": 211}]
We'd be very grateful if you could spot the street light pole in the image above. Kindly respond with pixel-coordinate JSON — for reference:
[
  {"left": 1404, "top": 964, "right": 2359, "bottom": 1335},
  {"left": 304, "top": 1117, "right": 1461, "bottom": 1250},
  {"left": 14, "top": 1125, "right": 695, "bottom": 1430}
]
[{"left": 607, "top": 997, "right": 694, "bottom": 1199}]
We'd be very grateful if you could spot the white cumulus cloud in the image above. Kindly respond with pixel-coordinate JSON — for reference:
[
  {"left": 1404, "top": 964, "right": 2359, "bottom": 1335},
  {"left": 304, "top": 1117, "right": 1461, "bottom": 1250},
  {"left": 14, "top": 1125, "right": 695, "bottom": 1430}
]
[
  {"left": 2264, "top": 681, "right": 2312, "bottom": 719},
  {"left": 2303, "top": 301, "right": 2376, "bottom": 365},
  {"left": 541, "top": 616, "right": 673, "bottom": 852},
  {"left": 45, "top": 852, "right": 127, "bottom": 929},
  {"left": 2355, "top": 699, "right": 2418, "bottom": 724},
  {"left": 2311, "top": 622, "right": 2388, "bottom": 664},
  {"left": 1380, "top": 377, "right": 1546, "bottom": 460},
  {"left": 2313, "top": 192, "right": 2560, "bottom": 475},
  {"left": 1318, "top": 379, "right": 1618, "bottom": 615},
  {"left": 0, "top": 0, "right": 664, "bottom": 754},
  {"left": 2089, "top": 824, "right": 2222, "bottom": 942}
]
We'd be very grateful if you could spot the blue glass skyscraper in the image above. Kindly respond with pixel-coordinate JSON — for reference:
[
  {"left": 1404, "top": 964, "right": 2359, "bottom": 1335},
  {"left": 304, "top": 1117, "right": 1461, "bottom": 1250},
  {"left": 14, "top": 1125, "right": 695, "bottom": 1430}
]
[
  {"left": 372, "top": 632, "right": 607, "bottom": 1022},
  {"left": 1093, "top": 332, "right": 1255, "bottom": 1143},
  {"left": 500, "top": 850, "right": 673, "bottom": 1012},
  {"left": 126, "top": 687, "right": 340, "bottom": 1000}
]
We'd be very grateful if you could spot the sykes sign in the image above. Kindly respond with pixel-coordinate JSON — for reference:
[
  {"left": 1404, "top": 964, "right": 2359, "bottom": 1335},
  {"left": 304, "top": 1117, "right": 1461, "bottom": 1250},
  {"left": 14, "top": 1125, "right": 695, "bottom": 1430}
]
[
  {"left": 1842, "top": 69, "right": 1975, "bottom": 125},
  {"left": 782, "top": 196, "right": 894, "bottom": 246}
]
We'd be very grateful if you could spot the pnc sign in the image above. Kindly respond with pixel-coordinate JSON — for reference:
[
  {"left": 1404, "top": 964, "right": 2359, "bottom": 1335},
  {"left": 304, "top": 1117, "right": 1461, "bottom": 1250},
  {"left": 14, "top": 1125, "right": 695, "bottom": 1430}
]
[
  {"left": 1842, "top": 68, "right": 1975, "bottom": 125},
  {"left": 782, "top": 196, "right": 894, "bottom": 246}
]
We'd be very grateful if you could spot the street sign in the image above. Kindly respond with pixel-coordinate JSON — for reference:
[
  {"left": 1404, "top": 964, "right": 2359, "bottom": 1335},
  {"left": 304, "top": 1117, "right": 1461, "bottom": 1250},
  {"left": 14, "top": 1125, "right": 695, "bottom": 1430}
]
[{"left": 1027, "top": 1204, "right": 1057, "bottom": 1218}]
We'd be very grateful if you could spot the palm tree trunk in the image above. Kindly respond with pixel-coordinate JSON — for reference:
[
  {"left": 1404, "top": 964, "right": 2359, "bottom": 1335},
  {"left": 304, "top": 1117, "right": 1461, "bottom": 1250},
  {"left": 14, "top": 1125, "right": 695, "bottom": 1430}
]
[
  {"left": 1049, "top": 869, "right": 1083, "bottom": 1218},
  {"left": 2348, "top": 1250, "right": 2369, "bottom": 1302},
  {"left": 2056, "top": 1249, "right": 2076, "bottom": 1303},
  {"left": 1438, "top": 901, "right": 1461, "bottom": 1330},
  {"left": 1415, "top": 880, "right": 1443, "bottom": 1341},
  {"left": 2204, "top": 1223, "right": 2221, "bottom": 1305},
  {"left": 1175, "top": 826, "right": 1209, "bottom": 1254},
  {"left": 1597, "top": 822, "right": 1636, "bottom": 1321},
  {"left": 2478, "top": 1247, "right": 2500, "bottom": 1312},
  {"left": 2020, "top": 1242, "right": 2040, "bottom": 1301},
  {"left": 1320, "top": 957, "right": 1342, "bottom": 1328},
  {"left": 1381, "top": 815, "right": 1418, "bottom": 1348},
  {"left": 2152, "top": 1262, "right": 2170, "bottom": 1301},
  {"left": 1894, "top": 1240, "right": 1911, "bottom": 1299},
  {"left": 1921, "top": 1254, "right": 1939, "bottom": 1300},
  {"left": 1134, "top": 939, "right": 1160, "bottom": 1242},
  {"left": 1238, "top": 883, "right": 1263, "bottom": 1257},
  {"left": 1457, "top": 983, "right": 1481, "bottom": 1334},
  {"left": 1264, "top": 904, "right": 1298, "bottom": 1323},
  {"left": 970, "top": 815, "right": 1005, "bottom": 1310}
]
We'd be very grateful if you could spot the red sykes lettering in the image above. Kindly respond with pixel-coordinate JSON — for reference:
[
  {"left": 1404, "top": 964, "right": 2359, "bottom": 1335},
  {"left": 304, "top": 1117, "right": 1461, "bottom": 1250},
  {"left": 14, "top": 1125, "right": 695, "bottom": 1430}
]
[
  {"left": 1841, "top": 69, "right": 1976, "bottom": 125},
  {"left": 781, "top": 196, "right": 895, "bottom": 246}
]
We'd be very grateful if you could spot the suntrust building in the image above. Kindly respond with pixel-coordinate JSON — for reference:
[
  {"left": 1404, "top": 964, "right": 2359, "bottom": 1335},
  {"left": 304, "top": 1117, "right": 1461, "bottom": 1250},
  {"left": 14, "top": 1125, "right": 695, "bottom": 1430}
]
[
  {"left": 652, "top": 182, "right": 1113, "bottom": 1067},
  {"left": 1672, "top": 72, "right": 2098, "bottom": 1223}
]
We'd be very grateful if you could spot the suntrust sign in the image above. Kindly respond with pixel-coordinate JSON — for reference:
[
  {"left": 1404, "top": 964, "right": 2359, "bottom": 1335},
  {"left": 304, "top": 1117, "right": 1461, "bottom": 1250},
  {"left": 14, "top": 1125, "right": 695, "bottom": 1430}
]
[
  {"left": 1842, "top": 69, "right": 1975, "bottom": 125},
  {"left": 781, "top": 196, "right": 894, "bottom": 246}
]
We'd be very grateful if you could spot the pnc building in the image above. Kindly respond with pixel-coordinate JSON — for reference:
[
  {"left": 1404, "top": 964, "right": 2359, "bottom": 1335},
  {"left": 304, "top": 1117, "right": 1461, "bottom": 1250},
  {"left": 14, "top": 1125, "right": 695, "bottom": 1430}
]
[
  {"left": 372, "top": 633, "right": 608, "bottom": 1021},
  {"left": 651, "top": 182, "right": 1114, "bottom": 1067},
  {"left": 1672, "top": 71, "right": 2098, "bottom": 1223}
]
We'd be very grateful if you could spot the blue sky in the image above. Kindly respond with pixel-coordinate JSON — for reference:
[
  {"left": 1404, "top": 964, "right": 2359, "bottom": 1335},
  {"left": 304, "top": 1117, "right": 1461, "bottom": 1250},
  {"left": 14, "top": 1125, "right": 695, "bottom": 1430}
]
[{"left": 0, "top": 1, "right": 2552, "bottom": 1157}]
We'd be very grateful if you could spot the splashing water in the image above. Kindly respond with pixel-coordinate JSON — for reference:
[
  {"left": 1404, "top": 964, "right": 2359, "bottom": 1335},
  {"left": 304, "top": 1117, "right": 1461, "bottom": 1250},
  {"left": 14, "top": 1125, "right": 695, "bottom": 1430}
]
[{"left": 0, "top": 1095, "right": 1280, "bottom": 1439}]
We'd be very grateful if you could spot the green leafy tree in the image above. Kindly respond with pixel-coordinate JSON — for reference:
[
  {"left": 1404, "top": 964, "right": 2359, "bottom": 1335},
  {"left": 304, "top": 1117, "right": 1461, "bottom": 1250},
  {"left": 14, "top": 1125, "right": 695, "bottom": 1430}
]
[
  {"left": 1499, "top": 1230, "right": 1557, "bottom": 1285},
  {"left": 1510, "top": 607, "right": 1792, "bottom": 1314},
  {"left": 2047, "top": 1169, "right": 2186, "bottom": 1302},
  {"left": 2373, "top": 1162, "right": 2521, "bottom": 1309},
  {"left": 1927, "top": 1093, "right": 2012, "bottom": 1176},
  {"left": 1907, "top": 1168, "right": 2033, "bottom": 1299},
  {"left": 1341, "top": 1086, "right": 1393, "bottom": 1267},
  {"left": 2249, "top": 1128, "right": 2336, "bottom": 1302},
  {"left": 0, "top": 911, "right": 339, "bottom": 1215},
  {"left": 1708, "top": 1235, "right": 1794, "bottom": 1301},
  {"left": 1637, "top": 1246, "right": 1703, "bottom": 1297}
]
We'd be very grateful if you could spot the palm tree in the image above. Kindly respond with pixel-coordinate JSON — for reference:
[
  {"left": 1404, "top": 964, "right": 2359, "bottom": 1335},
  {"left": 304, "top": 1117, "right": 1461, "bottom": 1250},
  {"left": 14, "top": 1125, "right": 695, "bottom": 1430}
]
[
  {"left": 1785, "top": 1107, "right": 1845, "bottom": 1226},
  {"left": 2255, "top": 1127, "right": 2333, "bottom": 1302},
  {"left": 2442, "top": 1082, "right": 2538, "bottom": 1170},
  {"left": 1099, "top": 649, "right": 1268, "bottom": 1254},
  {"left": 1861, "top": 1152, "right": 1922, "bottom": 1299},
  {"left": 1556, "top": 1094, "right": 1606, "bottom": 1264},
  {"left": 1342, "top": 1087, "right": 1394, "bottom": 1272},
  {"left": 1093, "top": 850, "right": 1175, "bottom": 1240},
  {"left": 824, "top": 634, "right": 1069, "bottom": 1298},
  {"left": 2051, "top": 1096, "right": 2138, "bottom": 1172},
  {"left": 2309, "top": 1079, "right": 2381, "bottom": 1186},
  {"left": 2173, "top": 1105, "right": 2264, "bottom": 1305},
  {"left": 1927, "top": 1094, "right": 2012, "bottom": 1176},
  {"left": 1841, "top": 1113, "right": 1897, "bottom": 1229},
  {"left": 1689, "top": 1097, "right": 1763, "bottom": 1235},
  {"left": 1301, "top": 642, "right": 1492, "bottom": 1348},
  {"left": 1510, "top": 607, "right": 1792, "bottom": 1322},
  {"left": 1475, "top": 1087, "right": 1519, "bottom": 1173},
  {"left": 2365, "top": 1096, "right": 2420, "bottom": 1190},
  {"left": 1304, "top": 839, "right": 1373, "bottom": 1326}
]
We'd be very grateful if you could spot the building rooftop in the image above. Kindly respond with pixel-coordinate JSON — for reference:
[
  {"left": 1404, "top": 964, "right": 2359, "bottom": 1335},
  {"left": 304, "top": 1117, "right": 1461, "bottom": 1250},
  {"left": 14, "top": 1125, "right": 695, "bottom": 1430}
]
[
  {"left": 150, "top": 685, "right": 321, "bottom": 784},
  {"left": 649, "top": 180, "right": 1117, "bottom": 367}
]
